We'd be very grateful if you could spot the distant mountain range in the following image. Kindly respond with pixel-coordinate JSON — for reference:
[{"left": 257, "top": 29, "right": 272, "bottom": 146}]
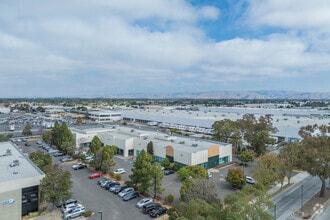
[{"left": 105, "top": 90, "right": 330, "bottom": 100}]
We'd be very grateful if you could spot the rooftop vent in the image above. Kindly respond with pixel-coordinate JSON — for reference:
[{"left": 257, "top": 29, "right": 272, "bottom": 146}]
[
  {"left": 179, "top": 141, "right": 185, "bottom": 144},
  {"left": 1, "top": 149, "right": 12, "bottom": 157},
  {"left": 192, "top": 144, "right": 198, "bottom": 147}
]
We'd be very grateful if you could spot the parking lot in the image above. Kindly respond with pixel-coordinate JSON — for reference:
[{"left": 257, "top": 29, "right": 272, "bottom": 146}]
[
  {"left": 16, "top": 140, "right": 170, "bottom": 219},
  {"left": 14, "top": 139, "right": 243, "bottom": 219}
]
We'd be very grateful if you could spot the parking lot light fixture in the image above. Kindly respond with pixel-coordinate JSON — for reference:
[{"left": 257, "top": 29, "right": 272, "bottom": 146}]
[{"left": 98, "top": 210, "right": 103, "bottom": 220}]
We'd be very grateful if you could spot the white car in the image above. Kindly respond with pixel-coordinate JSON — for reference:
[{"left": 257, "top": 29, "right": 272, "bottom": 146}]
[
  {"left": 72, "top": 163, "right": 86, "bottom": 170},
  {"left": 136, "top": 198, "right": 153, "bottom": 208},
  {"left": 246, "top": 176, "right": 256, "bottom": 185},
  {"left": 62, "top": 203, "right": 82, "bottom": 213},
  {"left": 114, "top": 168, "right": 125, "bottom": 174},
  {"left": 63, "top": 206, "right": 85, "bottom": 220},
  {"left": 208, "top": 171, "right": 212, "bottom": 178}
]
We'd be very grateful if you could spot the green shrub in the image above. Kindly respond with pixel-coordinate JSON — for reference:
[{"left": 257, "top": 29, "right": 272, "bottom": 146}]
[
  {"left": 165, "top": 194, "right": 174, "bottom": 204},
  {"left": 84, "top": 209, "right": 93, "bottom": 217},
  {"left": 113, "top": 173, "right": 122, "bottom": 181}
]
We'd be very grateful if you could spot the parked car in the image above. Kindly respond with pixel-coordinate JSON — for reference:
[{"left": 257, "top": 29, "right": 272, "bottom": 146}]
[
  {"left": 136, "top": 198, "right": 153, "bottom": 208},
  {"left": 114, "top": 168, "right": 125, "bottom": 174},
  {"left": 61, "top": 156, "right": 73, "bottom": 162},
  {"left": 56, "top": 198, "right": 77, "bottom": 208},
  {"left": 62, "top": 203, "right": 82, "bottom": 213},
  {"left": 25, "top": 142, "right": 31, "bottom": 146},
  {"left": 149, "top": 206, "right": 167, "bottom": 218},
  {"left": 72, "top": 163, "right": 86, "bottom": 170},
  {"left": 97, "top": 177, "right": 109, "bottom": 185},
  {"left": 118, "top": 187, "right": 134, "bottom": 198},
  {"left": 54, "top": 151, "right": 64, "bottom": 157},
  {"left": 142, "top": 203, "right": 161, "bottom": 214},
  {"left": 48, "top": 149, "right": 59, "bottom": 155},
  {"left": 109, "top": 184, "right": 122, "bottom": 192},
  {"left": 208, "top": 171, "right": 212, "bottom": 178},
  {"left": 105, "top": 181, "right": 119, "bottom": 190},
  {"left": 100, "top": 180, "right": 111, "bottom": 188},
  {"left": 123, "top": 191, "right": 139, "bottom": 201},
  {"left": 246, "top": 176, "right": 256, "bottom": 185},
  {"left": 63, "top": 206, "right": 85, "bottom": 220},
  {"left": 114, "top": 185, "right": 129, "bottom": 194},
  {"left": 163, "top": 170, "right": 175, "bottom": 175},
  {"left": 89, "top": 172, "right": 103, "bottom": 179}
]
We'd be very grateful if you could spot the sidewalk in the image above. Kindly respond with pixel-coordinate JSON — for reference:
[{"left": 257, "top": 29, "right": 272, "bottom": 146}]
[{"left": 267, "top": 171, "right": 310, "bottom": 195}]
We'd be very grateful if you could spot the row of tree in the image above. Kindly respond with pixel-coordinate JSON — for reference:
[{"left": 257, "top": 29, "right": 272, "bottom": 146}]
[
  {"left": 226, "top": 124, "right": 329, "bottom": 198},
  {"left": 212, "top": 114, "right": 277, "bottom": 156}
]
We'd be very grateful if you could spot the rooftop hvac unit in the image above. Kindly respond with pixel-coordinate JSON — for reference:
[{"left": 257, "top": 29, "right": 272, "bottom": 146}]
[{"left": 191, "top": 144, "right": 198, "bottom": 147}]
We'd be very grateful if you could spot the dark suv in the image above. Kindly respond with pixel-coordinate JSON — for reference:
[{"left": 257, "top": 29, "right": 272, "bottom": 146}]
[{"left": 142, "top": 203, "right": 161, "bottom": 214}]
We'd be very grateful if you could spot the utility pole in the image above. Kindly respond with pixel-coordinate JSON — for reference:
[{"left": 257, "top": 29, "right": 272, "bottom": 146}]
[{"left": 274, "top": 204, "right": 276, "bottom": 220}]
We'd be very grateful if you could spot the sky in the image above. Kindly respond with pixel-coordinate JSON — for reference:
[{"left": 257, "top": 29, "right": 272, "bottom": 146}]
[{"left": 1, "top": 0, "right": 330, "bottom": 98}]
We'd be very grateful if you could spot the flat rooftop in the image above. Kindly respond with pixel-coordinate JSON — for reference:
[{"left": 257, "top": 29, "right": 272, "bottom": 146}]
[
  {"left": 96, "top": 125, "right": 230, "bottom": 154},
  {"left": 0, "top": 142, "right": 44, "bottom": 184}
]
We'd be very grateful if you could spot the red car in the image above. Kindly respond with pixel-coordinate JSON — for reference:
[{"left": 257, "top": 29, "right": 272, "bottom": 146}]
[{"left": 89, "top": 173, "right": 103, "bottom": 179}]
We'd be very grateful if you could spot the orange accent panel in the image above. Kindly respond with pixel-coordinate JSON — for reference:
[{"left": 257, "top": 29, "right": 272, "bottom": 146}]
[
  {"left": 208, "top": 145, "right": 219, "bottom": 157},
  {"left": 166, "top": 145, "right": 174, "bottom": 157}
]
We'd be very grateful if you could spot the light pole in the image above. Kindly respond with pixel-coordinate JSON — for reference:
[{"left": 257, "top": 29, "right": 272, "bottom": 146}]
[
  {"left": 274, "top": 204, "right": 276, "bottom": 220},
  {"left": 98, "top": 210, "right": 103, "bottom": 220},
  {"left": 301, "top": 185, "right": 304, "bottom": 216}
]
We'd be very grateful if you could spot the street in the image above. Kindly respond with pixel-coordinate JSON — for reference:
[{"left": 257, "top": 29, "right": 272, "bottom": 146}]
[{"left": 271, "top": 175, "right": 321, "bottom": 220}]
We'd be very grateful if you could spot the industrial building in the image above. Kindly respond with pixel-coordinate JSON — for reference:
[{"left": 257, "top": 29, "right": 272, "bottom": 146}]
[
  {"left": 88, "top": 111, "right": 122, "bottom": 122},
  {"left": 0, "top": 142, "right": 45, "bottom": 220},
  {"left": 71, "top": 125, "right": 232, "bottom": 169}
]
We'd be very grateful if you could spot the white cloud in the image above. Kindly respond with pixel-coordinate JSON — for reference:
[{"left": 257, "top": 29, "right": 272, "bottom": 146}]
[
  {"left": 246, "top": 0, "right": 330, "bottom": 31},
  {"left": 0, "top": 0, "right": 329, "bottom": 96}
]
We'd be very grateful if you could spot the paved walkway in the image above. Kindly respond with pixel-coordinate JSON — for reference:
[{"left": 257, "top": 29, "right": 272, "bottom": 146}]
[{"left": 267, "top": 171, "right": 310, "bottom": 195}]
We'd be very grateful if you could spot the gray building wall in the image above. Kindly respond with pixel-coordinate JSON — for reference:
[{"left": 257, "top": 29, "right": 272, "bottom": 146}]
[{"left": 0, "top": 189, "right": 21, "bottom": 220}]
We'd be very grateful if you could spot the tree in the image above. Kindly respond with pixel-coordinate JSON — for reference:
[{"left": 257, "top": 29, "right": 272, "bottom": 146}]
[
  {"left": 40, "top": 164, "right": 72, "bottom": 208},
  {"left": 22, "top": 123, "right": 32, "bottom": 136},
  {"left": 278, "top": 142, "right": 300, "bottom": 185},
  {"left": 89, "top": 136, "right": 102, "bottom": 155},
  {"left": 129, "top": 150, "right": 154, "bottom": 193},
  {"left": 237, "top": 114, "right": 277, "bottom": 156},
  {"left": 180, "top": 178, "right": 221, "bottom": 205},
  {"left": 225, "top": 167, "right": 246, "bottom": 189},
  {"left": 168, "top": 199, "right": 223, "bottom": 220},
  {"left": 212, "top": 119, "right": 240, "bottom": 146},
  {"left": 150, "top": 162, "right": 164, "bottom": 199},
  {"left": 177, "top": 165, "right": 208, "bottom": 182},
  {"left": 254, "top": 154, "right": 278, "bottom": 187},
  {"left": 51, "top": 121, "right": 61, "bottom": 147},
  {"left": 300, "top": 135, "right": 330, "bottom": 198},
  {"left": 42, "top": 130, "right": 52, "bottom": 144},
  {"left": 250, "top": 130, "right": 273, "bottom": 156},
  {"left": 147, "top": 141, "right": 154, "bottom": 155},
  {"left": 101, "top": 145, "right": 117, "bottom": 174},
  {"left": 36, "top": 106, "right": 45, "bottom": 112},
  {"left": 59, "top": 123, "right": 74, "bottom": 152},
  {"left": 76, "top": 117, "right": 83, "bottom": 125},
  {"left": 29, "top": 150, "right": 52, "bottom": 172},
  {"left": 239, "top": 150, "right": 254, "bottom": 166},
  {"left": 161, "top": 157, "right": 171, "bottom": 169},
  {"left": 223, "top": 186, "right": 273, "bottom": 220}
]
